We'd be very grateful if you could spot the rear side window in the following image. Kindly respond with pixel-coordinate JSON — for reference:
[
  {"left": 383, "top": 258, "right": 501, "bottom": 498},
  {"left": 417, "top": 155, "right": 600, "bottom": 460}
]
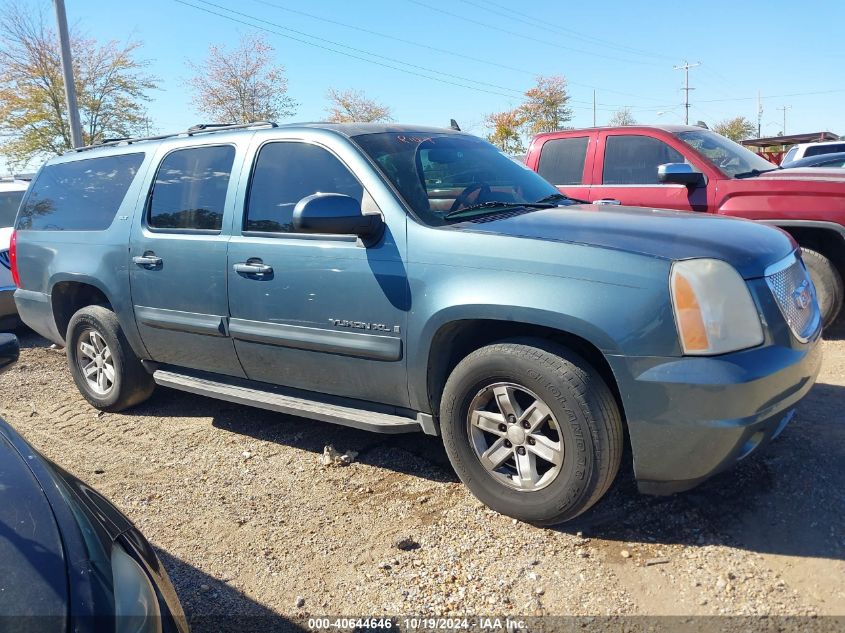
[
  {"left": 17, "top": 153, "right": 144, "bottom": 231},
  {"left": 148, "top": 145, "right": 235, "bottom": 231},
  {"left": 245, "top": 142, "right": 363, "bottom": 233},
  {"left": 536, "top": 137, "right": 589, "bottom": 185},
  {"left": 603, "top": 135, "right": 685, "bottom": 185},
  {"left": 804, "top": 143, "right": 845, "bottom": 158},
  {"left": 0, "top": 190, "right": 25, "bottom": 228}
]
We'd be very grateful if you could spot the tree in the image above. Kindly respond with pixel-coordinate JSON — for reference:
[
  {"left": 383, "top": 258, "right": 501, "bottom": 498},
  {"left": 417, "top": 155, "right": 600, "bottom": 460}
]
[
  {"left": 0, "top": 3, "right": 157, "bottom": 169},
  {"left": 713, "top": 116, "right": 756, "bottom": 142},
  {"left": 485, "top": 109, "right": 524, "bottom": 154},
  {"left": 325, "top": 88, "right": 391, "bottom": 123},
  {"left": 187, "top": 34, "right": 296, "bottom": 124},
  {"left": 609, "top": 108, "right": 636, "bottom": 127},
  {"left": 518, "top": 75, "right": 573, "bottom": 136}
]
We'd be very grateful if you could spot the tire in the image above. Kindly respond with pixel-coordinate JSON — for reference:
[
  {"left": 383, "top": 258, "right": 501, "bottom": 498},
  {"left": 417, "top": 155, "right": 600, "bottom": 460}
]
[
  {"left": 66, "top": 305, "right": 154, "bottom": 412},
  {"left": 802, "top": 248, "right": 844, "bottom": 329},
  {"left": 439, "top": 338, "right": 623, "bottom": 525}
]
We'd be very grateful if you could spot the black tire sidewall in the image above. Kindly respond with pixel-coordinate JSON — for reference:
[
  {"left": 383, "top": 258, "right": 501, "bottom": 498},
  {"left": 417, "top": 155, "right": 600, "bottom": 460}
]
[
  {"left": 67, "top": 308, "right": 128, "bottom": 410},
  {"left": 441, "top": 345, "right": 601, "bottom": 524},
  {"left": 802, "top": 247, "right": 843, "bottom": 328}
]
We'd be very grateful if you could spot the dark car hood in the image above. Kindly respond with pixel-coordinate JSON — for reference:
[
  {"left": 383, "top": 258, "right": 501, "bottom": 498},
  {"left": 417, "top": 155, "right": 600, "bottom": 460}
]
[
  {"left": 0, "top": 431, "right": 68, "bottom": 624},
  {"left": 453, "top": 204, "right": 794, "bottom": 278}
]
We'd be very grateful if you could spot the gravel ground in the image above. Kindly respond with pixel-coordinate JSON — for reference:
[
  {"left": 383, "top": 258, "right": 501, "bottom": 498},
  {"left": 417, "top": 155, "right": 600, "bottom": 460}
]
[{"left": 0, "top": 326, "right": 843, "bottom": 632}]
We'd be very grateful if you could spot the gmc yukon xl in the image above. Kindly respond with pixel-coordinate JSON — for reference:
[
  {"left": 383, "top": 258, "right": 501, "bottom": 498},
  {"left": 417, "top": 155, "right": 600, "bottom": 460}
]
[
  {"left": 526, "top": 125, "right": 845, "bottom": 327},
  {"left": 10, "top": 122, "right": 822, "bottom": 524}
]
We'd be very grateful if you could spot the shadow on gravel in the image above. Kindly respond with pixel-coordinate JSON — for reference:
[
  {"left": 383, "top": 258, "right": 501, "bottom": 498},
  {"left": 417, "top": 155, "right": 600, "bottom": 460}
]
[
  {"left": 559, "top": 381, "right": 845, "bottom": 562},
  {"left": 156, "top": 548, "right": 306, "bottom": 633}
]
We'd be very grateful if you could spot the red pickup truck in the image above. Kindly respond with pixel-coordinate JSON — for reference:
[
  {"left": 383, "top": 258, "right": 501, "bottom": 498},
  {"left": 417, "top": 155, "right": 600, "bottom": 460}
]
[{"left": 525, "top": 125, "right": 845, "bottom": 327}]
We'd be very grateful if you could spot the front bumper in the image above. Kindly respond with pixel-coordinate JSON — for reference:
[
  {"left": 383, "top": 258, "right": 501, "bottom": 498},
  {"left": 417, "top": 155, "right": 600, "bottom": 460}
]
[{"left": 608, "top": 336, "right": 823, "bottom": 495}]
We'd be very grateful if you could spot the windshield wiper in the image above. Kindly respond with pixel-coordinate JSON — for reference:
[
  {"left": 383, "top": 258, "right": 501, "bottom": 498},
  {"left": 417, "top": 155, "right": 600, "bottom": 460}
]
[
  {"left": 535, "top": 192, "right": 588, "bottom": 205},
  {"left": 443, "top": 201, "right": 554, "bottom": 220},
  {"left": 734, "top": 167, "right": 779, "bottom": 179}
]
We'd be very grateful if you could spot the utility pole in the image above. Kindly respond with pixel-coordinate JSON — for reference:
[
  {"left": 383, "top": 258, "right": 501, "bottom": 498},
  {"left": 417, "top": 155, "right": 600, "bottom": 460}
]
[
  {"left": 52, "top": 0, "right": 83, "bottom": 148},
  {"left": 673, "top": 60, "right": 701, "bottom": 125},
  {"left": 592, "top": 90, "right": 596, "bottom": 127},
  {"left": 777, "top": 105, "right": 791, "bottom": 135},
  {"left": 757, "top": 91, "right": 763, "bottom": 138}
]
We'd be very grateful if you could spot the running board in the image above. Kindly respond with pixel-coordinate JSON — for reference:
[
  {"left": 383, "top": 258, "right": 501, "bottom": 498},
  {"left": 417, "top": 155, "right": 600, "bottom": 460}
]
[{"left": 152, "top": 370, "right": 423, "bottom": 434}]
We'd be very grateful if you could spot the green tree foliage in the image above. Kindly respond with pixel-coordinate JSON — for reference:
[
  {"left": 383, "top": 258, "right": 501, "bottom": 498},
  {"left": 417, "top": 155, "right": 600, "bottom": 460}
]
[
  {"left": 0, "top": 3, "right": 157, "bottom": 169},
  {"left": 713, "top": 116, "right": 757, "bottom": 142},
  {"left": 609, "top": 108, "right": 636, "bottom": 127},
  {"left": 187, "top": 34, "right": 297, "bottom": 124},
  {"left": 485, "top": 109, "right": 524, "bottom": 154},
  {"left": 518, "top": 75, "right": 573, "bottom": 135}
]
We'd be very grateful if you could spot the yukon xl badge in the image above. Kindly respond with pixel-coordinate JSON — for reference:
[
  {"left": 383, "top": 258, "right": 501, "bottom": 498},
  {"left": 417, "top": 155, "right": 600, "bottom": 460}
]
[{"left": 329, "top": 318, "right": 400, "bottom": 334}]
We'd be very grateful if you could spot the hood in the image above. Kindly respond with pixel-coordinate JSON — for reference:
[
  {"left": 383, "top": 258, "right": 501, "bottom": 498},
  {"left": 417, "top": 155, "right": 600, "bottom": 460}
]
[
  {"left": 453, "top": 204, "right": 795, "bottom": 279},
  {"left": 755, "top": 167, "right": 845, "bottom": 183},
  {"left": 0, "top": 430, "right": 68, "bottom": 624},
  {"left": 0, "top": 227, "right": 11, "bottom": 251}
]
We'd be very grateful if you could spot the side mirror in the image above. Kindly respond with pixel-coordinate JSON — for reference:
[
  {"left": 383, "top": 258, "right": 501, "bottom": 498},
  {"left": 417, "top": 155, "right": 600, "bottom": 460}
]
[
  {"left": 658, "top": 163, "right": 705, "bottom": 187},
  {"left": 292, "top": 193, "right": 384, "bottom": 239},
  {"left": 0, "top": 334, "right": 19, "bottom": 375}
]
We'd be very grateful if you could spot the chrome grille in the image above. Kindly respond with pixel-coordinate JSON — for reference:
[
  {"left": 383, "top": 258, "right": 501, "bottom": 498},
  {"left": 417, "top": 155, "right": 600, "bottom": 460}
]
[
  {"left": 0, "top": 250, "right": 9, "bottom": 271},
  {"left": 766, "top": 256, "right": 819, "bottom": 343}
]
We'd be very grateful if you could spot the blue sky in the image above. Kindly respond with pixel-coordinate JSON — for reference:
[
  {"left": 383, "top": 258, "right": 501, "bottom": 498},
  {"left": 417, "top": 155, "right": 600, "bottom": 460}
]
[{"left": 33, "top": 1, "right": 845, "bottom": 140}]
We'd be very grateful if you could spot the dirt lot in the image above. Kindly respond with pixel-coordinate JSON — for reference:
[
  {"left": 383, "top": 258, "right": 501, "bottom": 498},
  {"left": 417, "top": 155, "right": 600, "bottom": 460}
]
[{"left": 1, "top": 326, "right": 843, "bottom": 631}]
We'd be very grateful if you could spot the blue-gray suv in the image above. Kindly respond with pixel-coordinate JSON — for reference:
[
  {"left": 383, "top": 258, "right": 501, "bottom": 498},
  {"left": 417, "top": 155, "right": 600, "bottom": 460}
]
[{"left": 11, "top": 122, "right": 823, "bottom": 524}]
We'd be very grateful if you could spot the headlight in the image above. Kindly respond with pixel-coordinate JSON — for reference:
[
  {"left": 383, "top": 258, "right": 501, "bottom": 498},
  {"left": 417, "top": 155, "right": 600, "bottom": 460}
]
[
  {"left": 670, "top": 259, "right": 764, "bottom": 355},
  {"left": 112, "top": 543, "right": 162, "bottom": 633}
]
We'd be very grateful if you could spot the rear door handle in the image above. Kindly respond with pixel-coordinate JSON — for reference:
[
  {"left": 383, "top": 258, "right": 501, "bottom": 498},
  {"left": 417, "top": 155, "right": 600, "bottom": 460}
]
[
  {"left": 132, "top": 253, "right": 162, "bottom": 267},
  {"left": 233, "top": 261, "right": 273, "bottom": 276},
  {"left": 593, "top": 198, "right": 622, "bottom": 206}
]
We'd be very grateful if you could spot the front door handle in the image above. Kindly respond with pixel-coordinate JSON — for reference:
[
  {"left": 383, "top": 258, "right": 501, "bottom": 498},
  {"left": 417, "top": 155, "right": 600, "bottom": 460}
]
[
  {"left": 593, "top": 198, "right": 622, "bottom": 206},
  {"left": 233, "top": 261, "right": 273, "bottom": 276},
  {"left": 132, "top": 253, "right": 162, "bottom": 267}
]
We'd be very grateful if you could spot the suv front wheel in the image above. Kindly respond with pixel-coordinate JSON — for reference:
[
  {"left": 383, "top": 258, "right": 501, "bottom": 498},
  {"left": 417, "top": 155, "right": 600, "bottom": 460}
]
[
  {"left": 440, "top": 339, "right": 623, "bottom": 525},
  {"left": 66, "top": 305, "right": 155, "bottom": 412}
]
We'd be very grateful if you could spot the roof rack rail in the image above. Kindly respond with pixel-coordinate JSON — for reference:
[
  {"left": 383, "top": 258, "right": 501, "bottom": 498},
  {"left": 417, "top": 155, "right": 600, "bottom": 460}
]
[{"left": 69, "top": 121, "right": 278, "bottom": 154}]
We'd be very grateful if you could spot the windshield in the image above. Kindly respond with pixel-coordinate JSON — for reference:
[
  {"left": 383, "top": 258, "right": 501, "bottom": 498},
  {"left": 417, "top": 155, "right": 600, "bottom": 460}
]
[
  {"left": 676, "top": 129, "right": 777, "bottom": 178},
  {"left": 352, "top": 132, "right": 565, "bottom": 225},
  {"left": 0, "top": 190, "right": 25, "bottom": 227}
]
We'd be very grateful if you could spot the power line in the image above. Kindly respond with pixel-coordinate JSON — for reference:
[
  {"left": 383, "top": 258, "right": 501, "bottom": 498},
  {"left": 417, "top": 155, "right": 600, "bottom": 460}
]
[
  {"left": 175, "top": 0, "right": 524, "bottom": 99},
  {"left": 246, "top": 0, "right": 667, "bottom": 104},
  {"left": 405, "top": 0, "right": 661, "bottom": 67},
  {"left": 463, "top": 0, "right": 675, "bottom": 62}
]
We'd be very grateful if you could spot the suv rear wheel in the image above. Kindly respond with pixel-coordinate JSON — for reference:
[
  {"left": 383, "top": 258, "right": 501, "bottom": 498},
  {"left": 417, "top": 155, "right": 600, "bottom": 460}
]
[
  {"left": 440, "top": 339, "right": 623, "bottom": 525},
  {"left": 66, "top": 305, "right": 154, "bottom": 412},
  {"left": 802, "top": 247, "right": 843, "bottom": 329}
]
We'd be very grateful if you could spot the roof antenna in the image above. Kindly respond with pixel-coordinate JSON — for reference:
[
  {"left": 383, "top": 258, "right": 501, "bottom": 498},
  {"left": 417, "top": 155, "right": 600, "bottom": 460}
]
[{"left": 450, "top": 119, "right": 461, "bottom": 131}]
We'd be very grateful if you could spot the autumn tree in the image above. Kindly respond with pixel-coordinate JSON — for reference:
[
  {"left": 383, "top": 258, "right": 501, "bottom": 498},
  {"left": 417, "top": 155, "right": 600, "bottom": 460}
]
[
  {"left": 0, "top": 3, "right": 157, "bottom": 169},
  {"left": 713, "top": 116, "right": 756, "bottom": 142},
  {"left": 325, "top": 88, "right": 391, "bottom": 123},
  {"left": 187, "top": 34, "right": 296, "bottom": 124},
  {"left": 609, "top": 108, "right": 636, "bottom": 127},
  {"left": 485, "top": 109, "right": 524, "bottom": 154},
  {"left": 518, "top": 75, "right": 573, "bottom": 136}
]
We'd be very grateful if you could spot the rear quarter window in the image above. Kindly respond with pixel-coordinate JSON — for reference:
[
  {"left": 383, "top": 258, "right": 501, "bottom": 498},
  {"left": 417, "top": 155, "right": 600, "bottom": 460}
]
[
  {"left": 536, "top": 137, "right": 589, "bottom": 185},
  {"left": 17, "top": 153, "right": 145, "bottom": 231}
]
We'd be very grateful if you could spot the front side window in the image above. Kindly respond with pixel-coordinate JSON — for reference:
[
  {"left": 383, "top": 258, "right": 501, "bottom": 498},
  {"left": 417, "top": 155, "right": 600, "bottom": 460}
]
[
  {"left": 148, "top": 145, "right": 235, "bottom": 231},
  {"left": 17, "top": 153, "right": 144, "bottom": 231},
  {"left": 602, "top": 135, "right": 686, "bottom": 185},
  {"left": 245, "top": 142, "right": 363, "bottom": 233},
  {"left": 676, "top": 129, "right": 776, "bottom": 178},
  {"left": 0, "top": 190, "right": 25, "bottom": 228},
  {"left": 537, "top": 137, "right": 589, "bottom": 185},
  {"left": 352, "top": 132, "right": 562, "bottom": 226}
]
